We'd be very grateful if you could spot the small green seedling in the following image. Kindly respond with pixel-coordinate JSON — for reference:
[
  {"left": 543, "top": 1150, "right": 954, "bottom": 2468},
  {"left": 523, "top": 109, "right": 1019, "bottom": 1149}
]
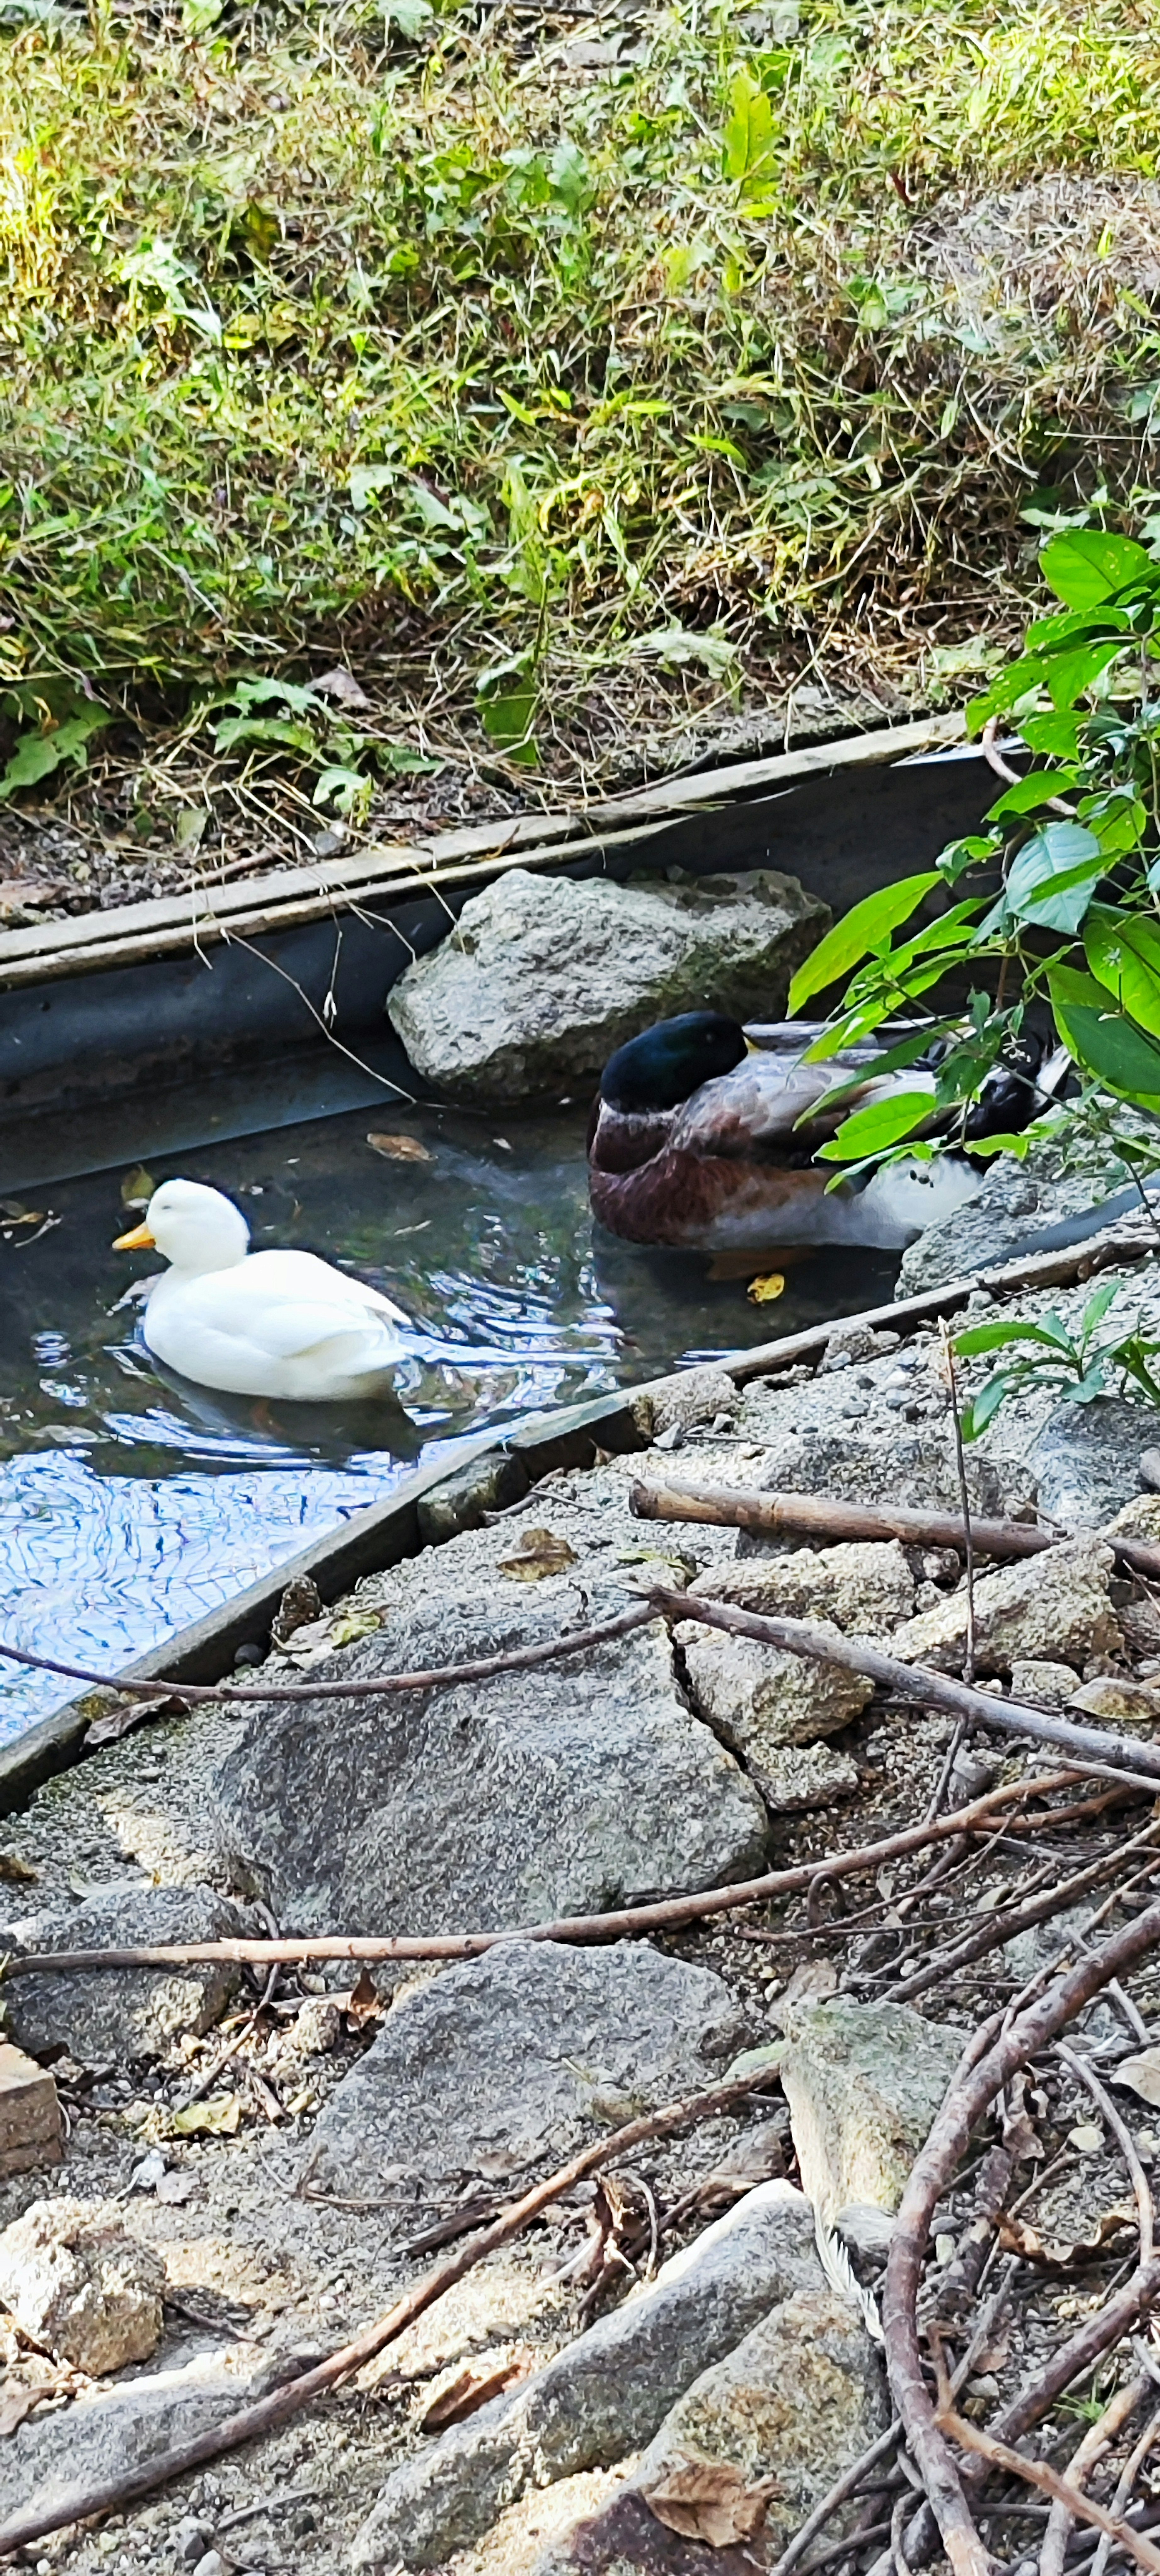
[{"left": 954, "top": 1279, "right": 1160, "bottom": 1440}]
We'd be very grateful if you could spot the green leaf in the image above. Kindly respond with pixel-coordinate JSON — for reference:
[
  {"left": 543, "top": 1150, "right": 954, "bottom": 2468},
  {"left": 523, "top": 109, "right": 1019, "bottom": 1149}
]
[
  {"left": 0, "top": 702, "right": 109, "bottom": 800},
  {"left": 960, "top": 1373, "right": 1019, "bottom": 1441},
  {"left": 1079, "top": 1278, "right": 1122, "bottom": 1340},
  {"left": 1049, "top": 966, "right": 1160, "bottom": 1106},
  {"left": 801, "top": 1022, "right": 955, "bottom": 1122},
  {"left": 212, "top": 714, "right": 317, "bottom": 755},
  {"left": 1005, "top": 822, "right": 1104, "bottom": 933},
  {"left": 1040, "top": 530, "right": 1156, "bottom": 609},
  {"left": 1018, "top": 714, "right": 1083, "bottom": 757},
  {"left": 815, "top": 1088, "right": 933, "bottom": 1163},
  {"left": 1085, "top": 906, "right": 1160, "bottom": 1039},
  {"left": 723, "top": 69, "right": 776, "bottom": 191},
  {"left": 787, "top": 874, "right": 940, "bottom": 1013},
  {"left": 986, "top": 769, "right": 1079, "bottom": 819},
  {"left": 1076, "top": 787, "right": 1146, "bottom": 858},
  {"left": 1046, "top": 640, "right": 1125, "bottom": 709},
  {"left": 478, "top": 666, "right": 538, "bottom": 765},
  {"left": 954, "top": 1319, "right": 1076, "bottom": 1357}
]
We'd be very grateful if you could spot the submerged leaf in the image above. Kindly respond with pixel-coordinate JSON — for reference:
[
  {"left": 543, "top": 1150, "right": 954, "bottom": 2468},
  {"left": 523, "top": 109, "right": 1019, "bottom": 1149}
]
[
  {"left": 366, "top": 1132, "right": 431, "bottom": 1163},
  {"left": 747, "top": 1272, "right": 785, "bottom": 1304}
]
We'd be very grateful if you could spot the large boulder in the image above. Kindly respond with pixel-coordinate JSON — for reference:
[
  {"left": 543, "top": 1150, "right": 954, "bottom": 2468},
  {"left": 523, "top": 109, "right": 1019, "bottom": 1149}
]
[
  {"left": 350, "top": 2179, "right": 823, "bottom": 2570},
  {"left": 536, "top": 2286, "right": 887, "bottom": 2573},
  {"left": 890, "top": 1536, "right": 1122, "bottom": 1677},
  {"left": 306, "top": 1938, "right": 747, "bottom": 2196},
  {"left": 0, "top": 2198, "right": 164, "bottom": 2376},
  {"left": 387, "top": 866, "right": 828, "bottom": 1104},
  {"left": 210, "top": 1601, "right": 767, "bottom": 1936}
]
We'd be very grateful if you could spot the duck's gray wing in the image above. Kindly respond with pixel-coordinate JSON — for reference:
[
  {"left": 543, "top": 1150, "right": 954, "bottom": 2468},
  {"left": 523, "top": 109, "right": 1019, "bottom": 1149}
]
[{"left": 669, "top": 1056, "right": 939, "bottom": 1162}]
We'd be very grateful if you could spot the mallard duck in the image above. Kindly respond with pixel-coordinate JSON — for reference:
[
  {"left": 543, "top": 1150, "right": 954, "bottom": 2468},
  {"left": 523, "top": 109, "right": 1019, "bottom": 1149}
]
[
  {"left": 114, "top": 1179, "right": 410, "bottom": 1402},
  {"left": 587, "top": 1012, "right": 1045, "bottom": 1254}
]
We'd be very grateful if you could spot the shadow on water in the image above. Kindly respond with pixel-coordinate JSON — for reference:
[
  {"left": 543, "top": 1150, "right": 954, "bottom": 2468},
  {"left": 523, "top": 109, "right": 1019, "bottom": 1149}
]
[{"left": 0, "top": 1097, "right": 900, "bottom": 1737}]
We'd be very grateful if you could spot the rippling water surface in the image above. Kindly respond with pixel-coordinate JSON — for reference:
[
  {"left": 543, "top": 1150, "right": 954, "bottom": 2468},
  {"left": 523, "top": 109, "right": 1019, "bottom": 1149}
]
[{"left": 0, "top": 1098, "right": 899, "bottom": 1737}]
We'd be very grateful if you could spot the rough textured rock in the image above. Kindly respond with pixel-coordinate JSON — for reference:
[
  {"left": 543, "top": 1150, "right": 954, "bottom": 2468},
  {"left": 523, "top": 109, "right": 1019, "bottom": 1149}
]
[
  {"left": 896, "top": 1132, "right": 1103, "bottom": 1295},
  {"left": 536, "top": 2288, "right": 887, "bottom": 2573},
  {"left": 0, "top": 2198, "right": 164, "bottom": 2374},
  {"left": 1010, "top": 1658, "right": 1083, "bottom": 1710},
  {"left": 755, "top": 1740, "right": 860, "bottom": 1812},
  {"left": 211, "top": 1602, "right": 766, "bottom": 1936},
  {"left": 820, "top": 1323, "right": 901, "bottom": 1368},
  {"left": 890, "top": 1538, "right": 1122, "bottom": 1677},
  {"left": 690, "top": 1541, "right": 915, "bottom": 1639},
  {"left": 350, "top": 2180, "right": 824, "bottom": 2570},
  {"left": 386, "top": 865, "right": 828, "bottom": 1104},
  {"left": 0, "top": 2355, "right": 253, "bottom": 2519},
  {"left": 677, "top": 1621, "right": 873, "bottom": 1768},
  {"left": 1032, "top": 1399, "right": 1147, "bottom": 1530},
  {"left": 632, "top": 1366, "right": 739, "bottom": 1440},
  {"left": 4, "top": 1884, "right": 244, "bottom": 2067},
  {"left": 309, "top": 1939, "right": 747, "bottom": 2196},
  {"left": 1106, "top": 1495, "right": 1160, "bottom": 1545},
  {"left": 779, "top": 2000, "right": 967, "bottom": 2219}
]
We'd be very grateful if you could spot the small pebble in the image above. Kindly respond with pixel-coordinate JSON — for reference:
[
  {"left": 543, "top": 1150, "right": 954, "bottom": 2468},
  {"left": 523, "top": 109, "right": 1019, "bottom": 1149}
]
[
  {"left": 1068, "top": 2123, "right": 1104, "bottom": 2154},
  {"left": 173, "top": 2528, "right": 214, "bottom": 2570},
  {"left": 653, "top": 1422, "right": 686, "bottom": 1451}
]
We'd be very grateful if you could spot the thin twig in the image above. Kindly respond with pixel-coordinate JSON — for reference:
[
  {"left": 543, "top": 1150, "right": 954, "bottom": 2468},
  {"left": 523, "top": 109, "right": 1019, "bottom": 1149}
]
[
  {"left": 1060, "top": 2043, "right": 1155, "bottom": 2266},
  {"left": 938, "top": 2402, "right": 1160, "bottom": 2576},
  {"left": 1039, "top": 2375, "right": 1147, "bottom": 2576},
  {"left": 940, "top": 1320, "right": 976, "bottom": 1690},
  {"left": 1089, "top": 2399, "right": 1160, "bottom": 2576}
]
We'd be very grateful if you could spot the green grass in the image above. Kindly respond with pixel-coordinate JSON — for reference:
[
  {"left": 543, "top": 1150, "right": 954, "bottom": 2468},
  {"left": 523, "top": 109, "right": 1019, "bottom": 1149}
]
[{"left": 3, "top": 0, "right": 1160, "bottom": 800}]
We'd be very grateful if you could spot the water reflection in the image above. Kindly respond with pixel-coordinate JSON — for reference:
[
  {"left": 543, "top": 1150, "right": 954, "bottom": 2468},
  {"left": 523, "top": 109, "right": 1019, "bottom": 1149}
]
[{"left": 0, "top": 1100, "right": 899, "bottom": 1736}]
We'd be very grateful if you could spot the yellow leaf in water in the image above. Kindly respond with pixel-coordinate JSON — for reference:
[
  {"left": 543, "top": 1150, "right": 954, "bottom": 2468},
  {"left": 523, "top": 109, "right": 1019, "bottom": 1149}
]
[
  {"left": 121, "top": 1165, "right": 156, "bottom": 1209},
  {"left": 366, "top": 1132, "right": 431, "bottom": 1163},
  {"left": 747, "top": 1273, "right": 785, "bottom": 1305},
  {"left": 498, "top": 1529, "right": 579, "bottom": 1582},
  {"left": 171, "top": 2094, "right": 241, "bottom": 2137}
]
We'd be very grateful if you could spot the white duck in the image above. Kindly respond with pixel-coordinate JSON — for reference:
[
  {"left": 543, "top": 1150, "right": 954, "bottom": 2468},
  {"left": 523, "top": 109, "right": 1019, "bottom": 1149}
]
[{"left": 114, "top": 1179, "right": 410, "bottom": 1402}]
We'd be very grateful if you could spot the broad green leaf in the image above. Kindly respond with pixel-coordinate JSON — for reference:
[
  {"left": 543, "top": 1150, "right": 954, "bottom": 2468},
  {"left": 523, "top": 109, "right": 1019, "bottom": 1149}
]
[
  {"left": 954, "top": 1319, "right": 1076, "bottom": 1357},
  {"left": 1076, "top": 788, "right": 1147, "bottom": 858},
  {"left": 986, "top": 768, "right": 1079, "bottom": 819},
  {"left": 1079, "top": 1278, "right": 1122, "bottom": 1339},
  {"left": 1041, "top": 530, "right": 1156, "bottom": 609},
  {"left": 960, "top": 1374, "right": 1018, "bottom": 1441},
  {"left": 1026, "top": 608, "right": 1135, "bottom": 650},
  {"left": 966, "top": 658, "right": 1046, "bottom": 731},
  {"left": 815, "top": 1088, "right": 933, "bottom": 1163},
  {"left": 1084, "top": 905, "right": 1160, "bottom": 1039},
  {"left": 786, "top": 874, "right": 940, "bottom": 1013},
  {"left": 478, "top": 669, "right": 538, "bottom": 765},
  {"left": 212, "top": 714, "right": 317, "bottom": 755},
  {"left": 0, "top": 703, "right": 109, "bottom": 799},
  {"left": 1006, "top": 822, "right": 1104, "bottom": 933},
  {"left": 800, "top": 1022, "right": 954, "bottom": 1122},
  {"left": 1018, "top": 713, "right": 1082, "bottom": 757},
  {"left": 1046, "top": 640, "right": 1124, "bottom": 709},
  {"left": 723, "top": 70, "right": 775, "bottom": 190},
  {"left": 1049, "top": 966, "right": 1160, "bottom": 1106},
  {"left": 938, "top": 832, "right": 1002, "bottom": 882}
]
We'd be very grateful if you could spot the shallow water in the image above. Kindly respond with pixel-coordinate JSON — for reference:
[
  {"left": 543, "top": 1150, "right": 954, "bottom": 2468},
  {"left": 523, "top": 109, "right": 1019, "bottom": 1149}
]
[{"left": 0, "top": 1099, "right": 900, "bottom": 1737}]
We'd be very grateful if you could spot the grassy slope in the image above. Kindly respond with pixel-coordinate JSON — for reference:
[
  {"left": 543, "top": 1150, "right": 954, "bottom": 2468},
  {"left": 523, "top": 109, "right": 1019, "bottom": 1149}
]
[{"left": 2, "top": 0, "right": 1160, "bottom": 835}]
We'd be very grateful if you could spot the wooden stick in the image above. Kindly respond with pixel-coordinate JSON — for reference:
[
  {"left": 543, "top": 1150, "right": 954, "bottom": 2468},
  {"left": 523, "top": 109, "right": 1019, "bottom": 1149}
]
[
  {"left": 938, "top": 2401, "right": 1160, "bottom": 2576},
  {"left": 0, "top": 2065, "right": 775, "bottom": 2556},
  {"left": 649, "top": 1585, "right": 1160, "bottom": 1784},
  {"left": 0, "top": 1602, "right": 659, "bottom": 1709},
  {"left": 883, "top": 1897, "right": 1160, "bottom": 2576},
  {"left": 632, "top": 1481, "right": 1160, "bottom": 1584},
  {"left": 1038, "top": 2367, "right": 1147, "bottom": 2576},
  {"left": 0, "top": 1773, "right": 1126, "bottom": 1982}
]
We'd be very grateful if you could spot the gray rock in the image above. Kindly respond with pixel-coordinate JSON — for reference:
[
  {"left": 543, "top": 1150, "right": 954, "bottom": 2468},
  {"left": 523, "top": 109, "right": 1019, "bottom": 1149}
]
[
  {"left": 1033, "top": 1398, "right": 1146, "bottom": 1529},
  {"left": 890, "top": 1537, "right": 1122, "bottom": 1677},
  {"left": 1009, "top": 1659, "right": 1083, "bottom": 1710},
  {"left": 756, "top": 1740, "right": 860, "bottom": 1811},
  {"left": 350, "top": 2179, "right": 823, "bottom": 2569},
  {"left": 387, "top": 866, "right": 827, "bottom": 1104},
  {"left": 416, "top": 1448, "right": 528, "bottom": 1544},
  {"left": 677, "top": 1620, "right": 873, "bottom": 1757},
  {"left": 690, "top": 1541, "right": 915, "bottom": 1639},
  {"left": 896, "top": 1132, "right": 1103, "bottom": 1296},
  {"left": 0, "top": 2357, "right": 253, "bottom": 2521},
  {"left": 536, "top": 2286, "right": 887, "bottom": 2573},
  {"left": 779, "top": 2000, "right": 967, "bottom": 2219},
  {"left": 0, "top": 2196, "right": 165, "bottom": 2375},
  {"left": 308, "top": 1938, "right": 746, "bottom": 2196},
  {"left": 173, "top": 2519, "right": 215, "bottom": 2567},
  {"left": 5, "top": 1884, "right": 245, "bottom": 2068},
  {"left": 211, "top": 1604, "right": 767, "bottom": 1936},
  {"left": 632, "top": 1365, "right": 739, "bottom": 1440}
]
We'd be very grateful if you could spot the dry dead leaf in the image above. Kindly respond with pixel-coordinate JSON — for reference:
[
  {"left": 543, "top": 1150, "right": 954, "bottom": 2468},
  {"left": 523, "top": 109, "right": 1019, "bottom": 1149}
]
[
  {"left": 344, "top": 1967, "right": 382, "bottom": 2029},
  {"left": 643, "top": 2456, "right": 779, "bottom": 2548},
  {"left": 84, "top": 1692, "right": 181, "bottom": 1749},
  {"left": 366, "top": 1132, "right": 431, "bottom": 1163},
  {"left": 314, "top": 668, "right": 371, "bottom": 708},
  {"left": 498, "top": 1529, "right": 579, "bottom": 1582},
  {"left": 0, "top": 1852, "right": 36, "bottom": 1885},
  {"left": 998, "top": 2203, "right": 1136, "bottom": 2267},
  {"left": 420, "top": 2356, "right": 529, "bottom": 2432},
  {"left": 1112, "top": 2048, "right": 1160, "bottom": 2109},
  {"left": 747, "top": 1272, "right": 786, "bottom": 1305},
  {"left": 170, "top": 2093, "right": 241, "bottom": 2137}
]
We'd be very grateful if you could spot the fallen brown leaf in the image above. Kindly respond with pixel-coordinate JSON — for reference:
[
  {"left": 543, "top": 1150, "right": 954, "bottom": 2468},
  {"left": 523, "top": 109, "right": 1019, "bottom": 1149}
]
[
  {"left": 344, "top": 1967, "right": 382, "bottom": 2028},
  {"left": 366, "top": 1132, "right": 432, "bottom": 1163},
  {"left": 643, "top": 2456, "right": 779, "bottom": 2548},
  {"left": 0, "top": 1852, "right": 37, "bottom": 1885},
  {"left": 998, "top": 2203, "right": 1136, "bottom": 2267},
  {"left": 1112, "top": 2047, "right": 1160, "bottom": 2109},
  {"left": 498, "top": 1529, "right": 579, "bottom": 1582},
  {"left": 84, "top": 1692, "right": 182, "bottom": 1749}
]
